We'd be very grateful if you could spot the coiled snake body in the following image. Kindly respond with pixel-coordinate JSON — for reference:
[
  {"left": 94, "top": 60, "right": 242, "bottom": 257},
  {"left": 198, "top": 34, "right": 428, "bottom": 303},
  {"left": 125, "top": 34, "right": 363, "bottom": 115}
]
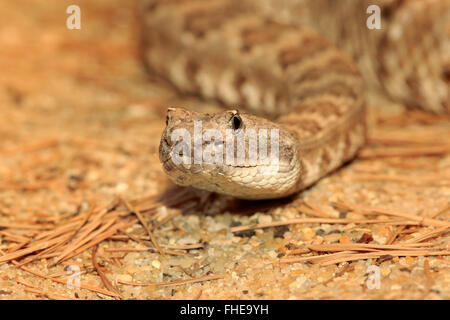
[{"left": 140, "top": 0, "right": 450, "bottom": 199}]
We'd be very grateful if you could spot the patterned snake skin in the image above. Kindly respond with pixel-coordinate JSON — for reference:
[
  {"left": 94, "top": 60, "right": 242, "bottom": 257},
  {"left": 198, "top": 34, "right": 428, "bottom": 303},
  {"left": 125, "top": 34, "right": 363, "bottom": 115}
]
[{"left": 140, "top": 0, "right": 450, "bottom": 199}]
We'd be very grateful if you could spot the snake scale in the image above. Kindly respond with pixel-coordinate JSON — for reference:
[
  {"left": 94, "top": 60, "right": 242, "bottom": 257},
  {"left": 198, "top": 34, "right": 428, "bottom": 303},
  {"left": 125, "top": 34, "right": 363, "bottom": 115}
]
[{"left": 140, "top": 0, "right": 450, "bottom": 200}]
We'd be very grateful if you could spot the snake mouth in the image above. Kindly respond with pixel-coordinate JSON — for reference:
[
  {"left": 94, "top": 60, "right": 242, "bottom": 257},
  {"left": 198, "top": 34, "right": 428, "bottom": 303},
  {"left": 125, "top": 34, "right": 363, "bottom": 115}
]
[
  {"left": 161, "top": 157, "right": 174, "bottom": 172},
  {"left": 160, "top": 133, "right": 276, "bottom": 180},
  {"left": 162, "top": 149, "right": 263, "bottom": 175},
  {"left": 161, "top": 155, "right": 188, "bottom": 174}
]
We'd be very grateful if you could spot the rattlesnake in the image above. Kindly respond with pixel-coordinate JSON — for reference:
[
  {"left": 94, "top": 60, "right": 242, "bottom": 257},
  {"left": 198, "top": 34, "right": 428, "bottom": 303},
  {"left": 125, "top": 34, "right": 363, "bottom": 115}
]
[{"left": 140, "top": 0, "right": 450, "bottom": 199}]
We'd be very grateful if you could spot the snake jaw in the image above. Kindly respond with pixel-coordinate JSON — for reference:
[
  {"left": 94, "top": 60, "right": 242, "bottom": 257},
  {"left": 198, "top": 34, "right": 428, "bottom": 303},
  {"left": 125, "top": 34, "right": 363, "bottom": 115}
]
[{"left": 158, "top": 107, "right": 303, "bottom": 199}]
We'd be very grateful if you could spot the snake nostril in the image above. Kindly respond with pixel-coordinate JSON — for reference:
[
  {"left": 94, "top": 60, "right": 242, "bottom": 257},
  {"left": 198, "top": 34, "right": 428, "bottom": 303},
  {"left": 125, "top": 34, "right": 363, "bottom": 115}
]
[{"left": 163, "top": 135, "right": 171, "bottom": 148}]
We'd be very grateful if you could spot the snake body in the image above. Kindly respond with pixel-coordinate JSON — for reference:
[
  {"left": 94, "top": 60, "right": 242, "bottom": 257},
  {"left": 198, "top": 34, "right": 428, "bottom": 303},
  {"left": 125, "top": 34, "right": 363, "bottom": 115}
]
[{"left": 140, "top": 0, "right": 450, "bottom": 199}]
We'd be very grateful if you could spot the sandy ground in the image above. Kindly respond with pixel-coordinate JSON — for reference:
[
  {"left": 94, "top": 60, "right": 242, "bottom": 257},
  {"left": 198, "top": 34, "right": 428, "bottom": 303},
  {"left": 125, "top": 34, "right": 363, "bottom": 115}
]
[{"left": 0, "top": 0, "right": 448, "bottom": 300}]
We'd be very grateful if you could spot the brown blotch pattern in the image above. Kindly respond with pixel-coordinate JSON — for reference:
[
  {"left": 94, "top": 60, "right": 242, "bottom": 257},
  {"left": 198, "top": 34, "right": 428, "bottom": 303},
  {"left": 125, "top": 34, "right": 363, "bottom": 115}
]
[
  {"left": 241, "top": 20, "right": 293, "bottom": 52},
  {"left": 294, "top": 81, "right": 358, "bottom": 102},
  {"left": 311, "top": 101, "right": 343, "bottom": 118},
  {"left": 184, "top": 3, "right": 239, "bottom": 37},
  {"left": 294, "top": 55, "right": 360, "bottom": 84},
  {"left": 296, "top": 119, "right": 322, "bottom": 135},
  {"left": 278, "top": 35, "right": 331, "bottom": 69}
]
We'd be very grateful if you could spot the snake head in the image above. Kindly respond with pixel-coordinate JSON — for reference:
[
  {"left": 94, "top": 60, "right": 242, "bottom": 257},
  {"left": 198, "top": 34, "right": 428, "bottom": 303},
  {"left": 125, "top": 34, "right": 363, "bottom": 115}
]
[{"left": 159, "top": 107, "right": 301, "bottom": 199}]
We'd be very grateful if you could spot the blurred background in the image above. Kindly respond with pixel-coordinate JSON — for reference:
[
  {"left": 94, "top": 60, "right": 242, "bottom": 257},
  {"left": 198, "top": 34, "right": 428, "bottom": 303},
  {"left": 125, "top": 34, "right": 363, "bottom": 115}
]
[
  {"left": 0, "top": 0, "right": 449, "bottom": 300},
  {"left": 0, "top": 0, "right": 177, "bottom": 208}
]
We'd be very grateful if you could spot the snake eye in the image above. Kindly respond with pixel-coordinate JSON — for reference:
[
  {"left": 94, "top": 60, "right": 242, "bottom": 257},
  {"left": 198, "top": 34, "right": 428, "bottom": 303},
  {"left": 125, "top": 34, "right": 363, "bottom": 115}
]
[{"left": 231, "top": 114, "right": 242, "bottom": 131}]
